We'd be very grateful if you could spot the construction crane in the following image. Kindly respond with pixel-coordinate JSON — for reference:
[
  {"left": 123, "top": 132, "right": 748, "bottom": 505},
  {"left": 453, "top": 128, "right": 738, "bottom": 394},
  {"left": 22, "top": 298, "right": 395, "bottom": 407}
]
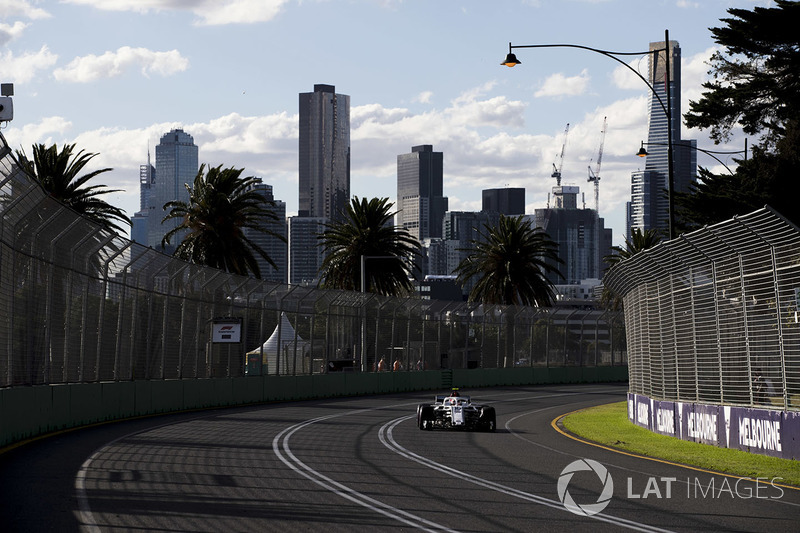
[
  {"left": 587, "top": 116, "right": 606, "bottom": 213},
  {"left": 551, "top": 123, "right": 569, "bottom": 187}
]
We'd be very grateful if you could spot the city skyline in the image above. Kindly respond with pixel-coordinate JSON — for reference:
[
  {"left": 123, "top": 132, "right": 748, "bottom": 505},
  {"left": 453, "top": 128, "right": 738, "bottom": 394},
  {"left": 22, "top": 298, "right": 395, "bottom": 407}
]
[{"left": 2, "top": 1, "right": 755, "bottom": 247}]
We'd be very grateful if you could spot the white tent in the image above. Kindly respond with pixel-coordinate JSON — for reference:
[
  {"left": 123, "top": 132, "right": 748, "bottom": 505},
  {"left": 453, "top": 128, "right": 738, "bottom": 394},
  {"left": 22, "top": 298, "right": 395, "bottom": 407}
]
[{"left": 246, "top": 313, "right": 309, "bottom": 375}]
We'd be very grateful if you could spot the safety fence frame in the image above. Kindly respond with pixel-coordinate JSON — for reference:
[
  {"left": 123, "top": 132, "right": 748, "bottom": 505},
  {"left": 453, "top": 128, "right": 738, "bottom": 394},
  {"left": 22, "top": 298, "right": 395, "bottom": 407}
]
[
  {"left": 605, "top": 207, "right": 800, "bottom": 411},
  {"left": 0, "top": 135, "right": 626, "bottom": 389}
]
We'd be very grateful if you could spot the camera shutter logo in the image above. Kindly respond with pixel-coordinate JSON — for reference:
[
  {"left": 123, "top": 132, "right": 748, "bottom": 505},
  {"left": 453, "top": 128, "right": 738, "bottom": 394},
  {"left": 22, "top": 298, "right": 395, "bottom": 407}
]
[{"left": 557, "top": 459, "right": 614, "bottom": 516}]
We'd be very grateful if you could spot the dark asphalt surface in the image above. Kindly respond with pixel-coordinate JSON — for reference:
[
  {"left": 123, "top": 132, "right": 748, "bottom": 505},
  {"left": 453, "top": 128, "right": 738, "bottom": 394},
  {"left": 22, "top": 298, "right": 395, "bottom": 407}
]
[{"left": 1, "top": 383, "right": 798, "bottom": 532}]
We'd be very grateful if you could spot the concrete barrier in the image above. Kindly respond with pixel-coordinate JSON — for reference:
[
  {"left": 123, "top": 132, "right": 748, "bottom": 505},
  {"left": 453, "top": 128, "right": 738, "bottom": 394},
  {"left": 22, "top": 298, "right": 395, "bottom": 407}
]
[{"left": 0, "top": 366, "right": 628, "bottom": 449}]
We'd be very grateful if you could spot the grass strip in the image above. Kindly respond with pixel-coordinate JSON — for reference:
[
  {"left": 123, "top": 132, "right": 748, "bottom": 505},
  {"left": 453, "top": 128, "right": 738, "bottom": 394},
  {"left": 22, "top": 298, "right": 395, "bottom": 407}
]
[{"left": 562, "top": 401, "right": 800, "bottom": 487}]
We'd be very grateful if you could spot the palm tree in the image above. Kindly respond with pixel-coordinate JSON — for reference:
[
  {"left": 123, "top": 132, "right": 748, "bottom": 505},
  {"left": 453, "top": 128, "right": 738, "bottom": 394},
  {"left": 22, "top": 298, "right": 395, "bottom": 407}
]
[
  {"left": 161, "top": 164, "right": 285, "bottom": 279},
  {"left": 15, "top": 143, "right": 130, "bottom": 234},
  {"left": 601, "top": 228, "right": 663, "bottom": 310},
  {"left": 454, "top": 215, "right": 562, "bottom": 307},
  {"left": 318, "top": 196, "right": 421, "bottom": 296}
]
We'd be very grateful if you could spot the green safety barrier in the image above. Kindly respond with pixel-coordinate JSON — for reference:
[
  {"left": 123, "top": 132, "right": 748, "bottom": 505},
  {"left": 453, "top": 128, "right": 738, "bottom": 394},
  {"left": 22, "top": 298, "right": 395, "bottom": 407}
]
[{"left": 0, "top": 366, "right": 627, "bottom": 449}]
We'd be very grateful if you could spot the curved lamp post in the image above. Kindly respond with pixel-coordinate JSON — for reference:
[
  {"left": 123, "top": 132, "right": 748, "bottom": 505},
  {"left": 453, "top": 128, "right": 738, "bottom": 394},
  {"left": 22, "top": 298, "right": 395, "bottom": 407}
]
[
  {"left": 503, "top": 30, "right": 677, "bottom": 238},
  {"left": 637, "top": 140, "right": 748, "bottom": 176}
]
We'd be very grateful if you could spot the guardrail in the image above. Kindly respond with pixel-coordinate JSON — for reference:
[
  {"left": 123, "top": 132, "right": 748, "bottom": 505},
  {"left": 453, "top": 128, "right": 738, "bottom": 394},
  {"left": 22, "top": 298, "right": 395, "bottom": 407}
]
[{"left": 604, "top": 207, "right": 800, "bottom": 412}]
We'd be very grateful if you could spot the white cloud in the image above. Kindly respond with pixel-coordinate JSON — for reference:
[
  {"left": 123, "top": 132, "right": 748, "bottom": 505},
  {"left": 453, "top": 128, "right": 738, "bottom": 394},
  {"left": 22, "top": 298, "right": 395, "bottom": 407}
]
[
  {"left": 0, "top": 0, "right": 51, "bottom": 19},
  {"left": 681, "top": 47, "right": 715, "bottom": 118},
  {"left": 0, "top": 46, "right": 58, "bottom": 84},
  {"left": 414, "top": 91, "right": 433, "bottom": 104},
  {"left": 7, "top": 116, "right": 73, "bottom": 151},
  {"left": 53, "top": 47, "right": 189, "bottom": 83},
  {"left": 190, "top": 0, "right": 288, "bottom": 26},
  {"left": 0, "top": 21, "right": 29, "bottom": 46},
  {"left": 534, "top": 69, "right": 590, "bottom": 98},
  {"left": 612, "top": 57, "right": 650, "bottom": 90},
  {"left": 63, "top": 0, "right": 290, "bottom": 25}
]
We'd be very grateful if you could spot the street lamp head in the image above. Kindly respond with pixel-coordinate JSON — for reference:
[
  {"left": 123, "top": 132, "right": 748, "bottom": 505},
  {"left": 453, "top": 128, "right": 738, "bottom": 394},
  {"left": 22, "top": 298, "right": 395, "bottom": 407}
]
[
  {"left": 636, "top": 142, "right": 648, "bottom": 157},
  {"left": 502, "top": 52, "right": 521, "bottom": 67}
]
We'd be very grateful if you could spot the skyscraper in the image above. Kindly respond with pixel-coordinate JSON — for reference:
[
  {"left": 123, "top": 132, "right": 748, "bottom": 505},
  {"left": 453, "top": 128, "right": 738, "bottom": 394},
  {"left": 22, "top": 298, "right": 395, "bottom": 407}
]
[
  {"left": 482, "top": 187, "right": 525, "bottom": 216},
  {"left": 533, "top": 185, "right": 612, "bottom": 285},
  {"left": 628, "top": 40, "right": 696, "bottom": 237},
  {"left": 242, "top": 181, "right": 287, "bottom": 284},
  {"left": 147, "top": 128, "right": 198, "bottom": 252},
  {"left": 397, "top": 145, "right": 448, "bottom": 241},
  {"left": 131, "top": 148, "right": 155, "bottom": 245},
  {"left": 288, "top": 216, "right": 328, "bottom": 286},
  {"left": 298, "top": 84, "right": 350, "bottom": 221},
  {"left": 439, "top": 210, "right": 499, "bottom": 295}
]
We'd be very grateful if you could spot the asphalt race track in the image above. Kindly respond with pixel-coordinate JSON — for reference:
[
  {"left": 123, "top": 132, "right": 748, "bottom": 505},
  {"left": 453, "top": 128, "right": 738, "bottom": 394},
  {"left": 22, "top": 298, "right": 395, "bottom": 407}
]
[{"left": 1, "top": 383, "right": 798, "bottom": 532}]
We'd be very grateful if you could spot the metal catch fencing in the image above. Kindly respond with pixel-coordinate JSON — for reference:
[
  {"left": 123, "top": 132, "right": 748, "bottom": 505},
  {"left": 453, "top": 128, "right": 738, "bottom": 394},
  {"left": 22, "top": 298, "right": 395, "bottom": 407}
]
[
  {"left": 604, "top": 207, "right": 800, "bottom": 411},
  {"left": 0, "top": 134, "right": 626, "bottom": 387}
]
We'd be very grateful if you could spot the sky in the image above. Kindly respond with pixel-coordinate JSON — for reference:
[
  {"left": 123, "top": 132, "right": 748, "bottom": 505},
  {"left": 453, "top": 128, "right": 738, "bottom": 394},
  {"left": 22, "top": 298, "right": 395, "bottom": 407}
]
[{"left": 1, "top": 0, "right": 760, "bottom": 246}]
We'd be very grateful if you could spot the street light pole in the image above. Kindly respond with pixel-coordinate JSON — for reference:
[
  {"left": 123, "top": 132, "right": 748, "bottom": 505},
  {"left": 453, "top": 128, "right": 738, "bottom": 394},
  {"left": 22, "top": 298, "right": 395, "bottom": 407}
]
[
  {"left": 663, "top": 29, "right": 675, "bottom": 240},
  {"left": 637, "top": 139, "right": 749, "bottom": 175},
  {"left": 503, "top": 30, "right": 677, "bottom": 239}
]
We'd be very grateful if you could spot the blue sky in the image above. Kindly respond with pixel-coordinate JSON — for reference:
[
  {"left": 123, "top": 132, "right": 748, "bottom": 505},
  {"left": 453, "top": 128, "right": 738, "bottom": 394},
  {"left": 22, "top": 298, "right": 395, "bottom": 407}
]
[{"left": 1, "top": 0, "right": 760, "bottom": 245}]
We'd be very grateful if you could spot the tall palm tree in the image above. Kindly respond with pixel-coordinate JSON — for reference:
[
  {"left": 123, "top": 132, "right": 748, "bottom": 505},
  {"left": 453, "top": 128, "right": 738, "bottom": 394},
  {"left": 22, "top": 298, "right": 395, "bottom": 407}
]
[
  {"left": 15, "top": 143, "right": 130, "bottom": 234},
  {"left": 454, "top": 215, "right": 562, "bottom": 307},
  {"left": 601, "top": 228, "right": 663, "bottom": 310},
  {"left": 161, "top": 164, "right": 284, "bottom": 279},
  {"left": 318, "top": 196, "right": 421, "bottom": 296}
]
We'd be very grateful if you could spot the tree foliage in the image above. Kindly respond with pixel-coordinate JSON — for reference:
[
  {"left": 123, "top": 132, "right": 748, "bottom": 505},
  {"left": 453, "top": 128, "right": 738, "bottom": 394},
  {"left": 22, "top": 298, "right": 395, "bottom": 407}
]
[
  {"left": 454, "top": 215, "right": 562, "bottom": 307},
  {"left": 678, "top": 1, "right": 800, "bottom": 229},
  {"left": 15, "top": 143, "right": 130, "bottom": 234},
  {"left": 161, "top": 164, "right": 284, "bottom": 278},
  {"left": 675, "top": 120, "right": 800, "bottom": 230},
  {"left": 318, "top": 196, "right": 421, "bottom": 296},
  {"left": 684, "top": 0, "right": 800, "bottom": 148},
  {"left": 601, "top": 228, "right": 663, "bottom": 310}
]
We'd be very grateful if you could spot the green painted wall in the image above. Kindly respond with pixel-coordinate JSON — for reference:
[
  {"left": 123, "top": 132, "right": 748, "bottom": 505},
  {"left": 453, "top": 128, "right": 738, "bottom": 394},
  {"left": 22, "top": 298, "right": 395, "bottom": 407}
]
[{"left": 0, "top": 366, "right": 628, "bottom": 449}]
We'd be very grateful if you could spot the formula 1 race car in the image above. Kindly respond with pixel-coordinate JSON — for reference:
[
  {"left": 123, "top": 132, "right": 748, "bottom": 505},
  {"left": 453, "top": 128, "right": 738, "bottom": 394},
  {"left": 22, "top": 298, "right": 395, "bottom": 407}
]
[{"left": 416, "top": 390, "right": 496, "bottom": 432}]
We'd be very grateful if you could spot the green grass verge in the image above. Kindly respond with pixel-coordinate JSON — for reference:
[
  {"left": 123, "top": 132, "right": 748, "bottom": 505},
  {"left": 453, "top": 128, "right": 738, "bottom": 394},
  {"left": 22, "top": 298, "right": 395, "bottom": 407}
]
[{"left": 562, "top": 401, "right": 800, "bottom": 487}]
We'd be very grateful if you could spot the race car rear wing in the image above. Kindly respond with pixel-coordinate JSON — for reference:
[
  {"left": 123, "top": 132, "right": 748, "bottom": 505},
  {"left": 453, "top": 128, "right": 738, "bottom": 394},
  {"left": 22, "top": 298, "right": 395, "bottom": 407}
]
[{"left": 435, "top": 395, "right": 471, "bottom": 404}]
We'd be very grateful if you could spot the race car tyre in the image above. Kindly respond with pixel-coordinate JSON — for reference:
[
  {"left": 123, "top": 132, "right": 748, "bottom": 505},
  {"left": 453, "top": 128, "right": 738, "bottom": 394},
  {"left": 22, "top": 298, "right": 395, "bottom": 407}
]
[
  {"left": 419, "top": 405, "right": 434, "bottom": 430},
  {"left": 416, "top": 404, "right": 428, "bottom": 428},
  {"left": 479, "top": 406, "right": 496, "bottom": 432}
]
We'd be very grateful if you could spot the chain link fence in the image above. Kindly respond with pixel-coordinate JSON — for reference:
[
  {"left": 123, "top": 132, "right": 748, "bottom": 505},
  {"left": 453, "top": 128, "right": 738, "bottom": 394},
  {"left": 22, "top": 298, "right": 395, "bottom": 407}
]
[
  {"left": 0, "top": 134, "right": 625, "bottom": 387},
  {"left": 604, "top": 207, "right": 800, "bottom": 411}
]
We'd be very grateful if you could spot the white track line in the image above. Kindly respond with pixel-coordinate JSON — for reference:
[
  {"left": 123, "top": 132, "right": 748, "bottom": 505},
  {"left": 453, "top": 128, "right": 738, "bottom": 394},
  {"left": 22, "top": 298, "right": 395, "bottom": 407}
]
[
  {"left": 379, "top": 414, "right": 674, "bottom": 533},
  {"left": 75, "top": 386, "right": 626, "bottom": 531},
  {"left": 273, "top": 411, "right": 460, "bottom": 532}
]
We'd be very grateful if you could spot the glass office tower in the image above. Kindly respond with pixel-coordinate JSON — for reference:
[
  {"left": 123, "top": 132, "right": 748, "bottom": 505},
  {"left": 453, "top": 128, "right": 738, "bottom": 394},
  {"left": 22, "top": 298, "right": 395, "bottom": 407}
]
[
  {"left": 131, "top": 149, "right": 155, "bottom": 245},
  {"left": 242, "top": 181, "right": 287, "bottom": 284},
  {"left": 482, "top": 187, "right": 525, "bottom": 216},
  {"left": 397, "top": 145, "right": 448, "bottom": 241},
  {"left": 148, "top": 128, "right": 199, "bottom": 253},
  {"left": 629, "top": 40, "right": 696, "bottom": 238},
  {"left": 298, "top": 84, "right": 350, "bottom": 222}
]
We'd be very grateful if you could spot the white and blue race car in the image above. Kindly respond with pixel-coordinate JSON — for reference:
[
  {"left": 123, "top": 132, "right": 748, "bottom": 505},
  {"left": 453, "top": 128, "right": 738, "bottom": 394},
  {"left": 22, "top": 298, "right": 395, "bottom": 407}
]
[{"left": 416, "top": 391, "right": 496, "bottom": 432}]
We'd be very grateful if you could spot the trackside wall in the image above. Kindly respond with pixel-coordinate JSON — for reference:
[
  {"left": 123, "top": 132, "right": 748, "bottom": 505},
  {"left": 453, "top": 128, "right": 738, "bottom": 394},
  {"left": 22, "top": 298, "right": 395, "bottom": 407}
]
[
  {"left": 0, "top": 366, "right": 627, "bottom": 449},
  {"left": 628, "top": 393, "right": 800, "bottom": 460}
]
